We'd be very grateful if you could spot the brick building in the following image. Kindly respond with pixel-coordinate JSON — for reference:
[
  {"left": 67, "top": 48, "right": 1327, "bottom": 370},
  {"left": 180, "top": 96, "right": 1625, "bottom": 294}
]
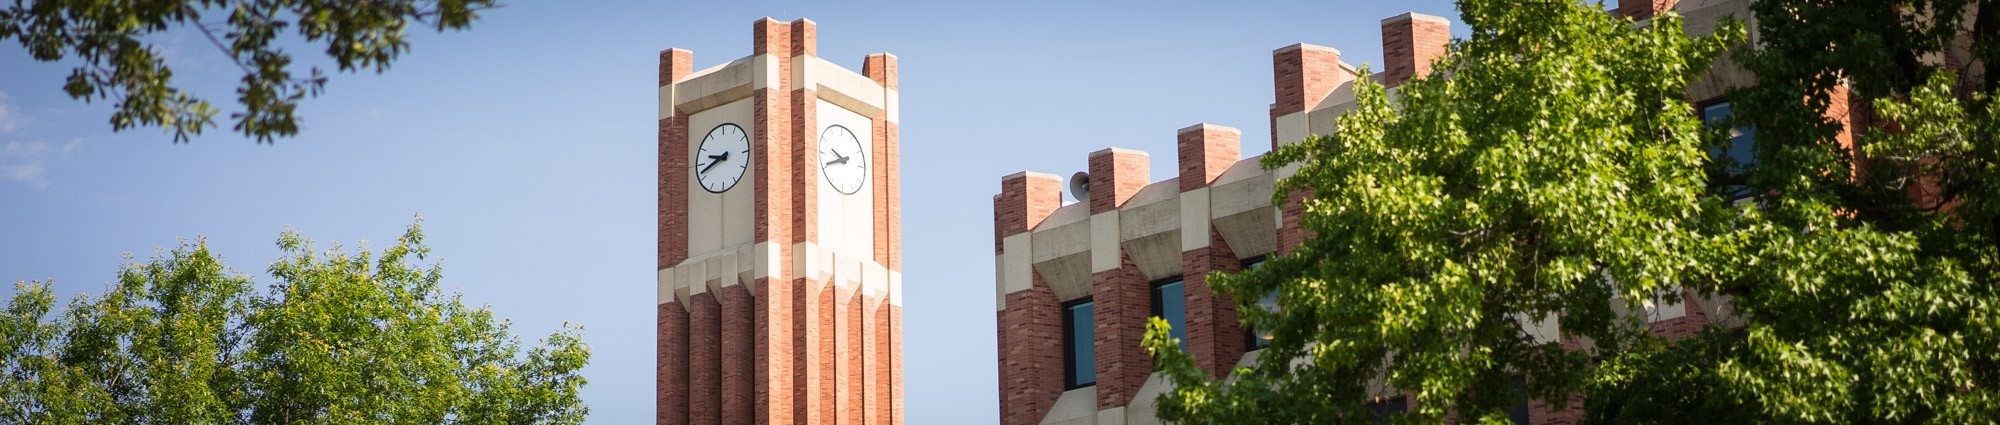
[
  {"left": 656, "top": 18, "right": 903, "bottom": 425},
  {"left": 990, "top": 2, "right": 1774, "bottom": 424}
]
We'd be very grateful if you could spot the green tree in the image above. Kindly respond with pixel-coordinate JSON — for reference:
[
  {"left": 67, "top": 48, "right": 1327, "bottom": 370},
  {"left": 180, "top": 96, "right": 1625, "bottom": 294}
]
[
  {"left": 0, "top": 220, "right": 589, "bottom": 423},
  {"left": 1142, "top": 0, "right": 1740, "bottom": 423},
  {"left": 0, "top": 0, "right": 497, "bottom": 143},
  {"left": 1586, "top": 0, "right": 2000, "bottom": 422}
]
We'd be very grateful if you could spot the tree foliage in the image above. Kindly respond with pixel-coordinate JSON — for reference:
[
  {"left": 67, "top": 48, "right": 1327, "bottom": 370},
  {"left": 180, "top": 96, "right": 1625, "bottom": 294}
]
[
  {"left": 0, "top": 0, "right": 496, "bottom": 143},
  {"left": 1148, "top": 0, "right": 2000, "bottom": 422},
  {"left": 0, "top": 220, "right": 589, "bottom": 424},
  {"left": 1143, "top": 0, "right": 1740, "bottom": 423},
  {"left": 1588, "top": 0, "right": 2000, "bottom": 422}
]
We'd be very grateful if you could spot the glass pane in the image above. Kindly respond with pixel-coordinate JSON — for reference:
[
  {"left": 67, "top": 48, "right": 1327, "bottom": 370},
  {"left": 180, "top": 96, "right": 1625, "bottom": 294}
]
[
  {"left": 1508, "top": 376, "right": 1530, "bottom": 425},
  {"left": 1371, "top": 396, "right": 1408, "bottom": 424},
  {"left": 1155, "top": 280, "right": 1186, "bottom": 351},
  {"left": 1702, "top": 101, "right": 1757, "bottom": 199},
  {"left": 1251, "top": 289, "right": 1278, "bottom": 348},
  {"left": 1067, "top": 302, "right": 1096, "bottom": 387},
  {"left": 1243, "top": 258, "right": 1276, "bottom": 349}
]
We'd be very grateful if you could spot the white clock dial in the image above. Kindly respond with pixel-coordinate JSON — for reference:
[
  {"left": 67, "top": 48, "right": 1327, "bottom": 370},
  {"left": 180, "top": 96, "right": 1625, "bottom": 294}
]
[
  {"left": 819, "top": 125, "right": 868, "bottom": 195},
  {"left": 695, "top": 123, "right": 751, "bottom": 193}
]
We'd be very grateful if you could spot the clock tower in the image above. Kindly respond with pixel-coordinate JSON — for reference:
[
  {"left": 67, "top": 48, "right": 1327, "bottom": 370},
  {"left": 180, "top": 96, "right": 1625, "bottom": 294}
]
[{"left": 657, "top": 18, "right": 902, "bottom": 425}]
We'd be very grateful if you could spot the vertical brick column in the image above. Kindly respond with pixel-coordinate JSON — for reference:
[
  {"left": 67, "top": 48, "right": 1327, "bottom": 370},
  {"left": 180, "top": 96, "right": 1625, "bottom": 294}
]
[
  {"left": 720, "top": 286, "right": 754, "bottom": 425},
  {"left": 839, "top": 289, "right": 863, "bottom": 425},
  {"left": 752, "top": 274, "right": 793, "bottom": 425},
  {"left": 995, "top": 172, "right": 1063, "bottom": 425},
  {"left": 1381, "top": 13, "right": 1451, "bottom": 89},
  {"left": 751, "top": 17, "right": 801, "bottom": 425},
  {"left": 888, "top": 302, "right": 904, "bottom": 424},
  {"left": 1092, "top": 254, "right": 1147, "bottom": 409},
  {"left": 657, "top": 47, "right": 694, "bottom": 425},
  {"left": 1177, "top": 124, "right": 1244, "bottom": 377},
  {"left": 660, "top": 48, "right": 694, "bottom": 271},
  {"left": 1086, "top": 148, "right": 1150, "bottom": 409},
  {"left": 1269, "top": 42, "right": 1335, "bottom": 257},
  {"left": 659, "top": 302, "right": 689, "bottom": 425},
  {"left": 1618, "top": 0, "right": 1677, "bottom": 20},
  {"left": 860, "top": 49, "right": 900, "bottom": 425},
  {"left": 687, "top": 290, "right": 721, "bottom": 425},
  {"left": 815, "top": 279, "right": 836, "bottom": 422},
  {"left": 865, "top": 53, "right": 901, "bottom": 270},
  {"left": 862, "top": 291, "right": 886, "bottom": 425}
]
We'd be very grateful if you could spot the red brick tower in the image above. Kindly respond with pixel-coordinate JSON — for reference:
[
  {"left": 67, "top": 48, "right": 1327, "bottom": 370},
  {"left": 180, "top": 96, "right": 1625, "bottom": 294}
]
[{"left": 658, "top": 18, "right": 902, "bottom": 425}]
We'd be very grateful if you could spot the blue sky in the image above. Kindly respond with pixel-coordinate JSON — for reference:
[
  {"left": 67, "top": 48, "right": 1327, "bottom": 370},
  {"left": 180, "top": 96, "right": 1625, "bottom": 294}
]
[{"left": 0, "top": 1, "right": 1466, "bottom": 422}]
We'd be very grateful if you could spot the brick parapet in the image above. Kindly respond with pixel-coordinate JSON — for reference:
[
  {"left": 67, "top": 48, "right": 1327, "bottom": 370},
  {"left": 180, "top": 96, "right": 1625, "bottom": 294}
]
[
  {"left": 1272, "top": 43, "right": 1343, "bottom": 117},
  {"left": 994, "top": 173, "right": 1063, "bottom": 252},
  {"left": 790, "top": 19, "right": 816, "bottom": 58},
  {"left": 1177, "top": 124, "right": 1242, "bottom": 192},
  {"left": 1087, "top": 148, "right": 1151, "bottom": 214},
  {"left": 660, "top": 48, "right": 693, "bottom": 87},
  {"left": 1381, "top": 13, "right": 1451, "bottom": 88},
  {"left": 753, "top": 18, "right": 790, "bottom": 56},
  {"left": 864, "top": 53, "right": 899, "bottom": 91}
]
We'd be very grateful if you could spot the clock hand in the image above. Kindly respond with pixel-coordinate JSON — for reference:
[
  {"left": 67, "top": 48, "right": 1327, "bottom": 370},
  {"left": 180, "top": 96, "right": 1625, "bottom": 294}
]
[
  {"left": 700, "top": 152, "right": 728, "bottom": 174},
  {"left": 823, "top": 152, "right": 849, "bottom": 167}
]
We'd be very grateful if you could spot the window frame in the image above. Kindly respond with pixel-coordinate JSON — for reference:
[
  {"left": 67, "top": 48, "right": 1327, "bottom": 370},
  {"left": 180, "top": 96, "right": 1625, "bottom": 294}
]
[
  {"left": 1062, "top": 297, "right": 1097, "bottom": 390},
  {"left": 1150, "top": 275, "right": 1188, "bottom": 353},
  {"left": 1239, "top": 256, "right": 1275, "bottom": 350},
  {"left": 1696, "top": 96, "right": 1757, "bottom": 200}
]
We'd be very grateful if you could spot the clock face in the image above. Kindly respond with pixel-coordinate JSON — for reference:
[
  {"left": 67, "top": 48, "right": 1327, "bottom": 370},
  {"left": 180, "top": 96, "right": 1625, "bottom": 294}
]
[
  {"left": 818, "top": 125, "right": 868, "bottom": 195},
  {"left": 695, "top": 123, "right": 751, "bottom": 193}
]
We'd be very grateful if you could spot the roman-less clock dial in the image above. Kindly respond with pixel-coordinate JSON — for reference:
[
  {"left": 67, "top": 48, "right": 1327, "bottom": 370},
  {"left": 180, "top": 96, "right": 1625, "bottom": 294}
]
[
  {"left": 695, "top": 123, "right": 751, "bottom": 193},
  {"left": 819, "top": 125, "right": 868, "bottom": 195}
]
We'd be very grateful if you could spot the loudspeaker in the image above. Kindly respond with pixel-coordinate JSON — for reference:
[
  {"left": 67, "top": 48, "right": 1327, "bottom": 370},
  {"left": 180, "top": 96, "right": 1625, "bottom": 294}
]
[{"left": 1068, "top": 171, "right": 1091, "bottom": 203}]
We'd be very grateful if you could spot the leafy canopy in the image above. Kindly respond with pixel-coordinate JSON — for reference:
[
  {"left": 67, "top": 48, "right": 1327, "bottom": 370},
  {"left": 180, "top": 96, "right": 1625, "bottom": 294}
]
[
  {"left": 1143, "top": 0, "right": 1739, "bottom": 423},
  {"left": 0, "top": 0, "right": 496, "bottom": 143},
  {"left": 1586, "top": 0, "right": 2000, "bottom": 422},
  {"left": 0, "top": 220, "right": 589, "bottom": 423}
]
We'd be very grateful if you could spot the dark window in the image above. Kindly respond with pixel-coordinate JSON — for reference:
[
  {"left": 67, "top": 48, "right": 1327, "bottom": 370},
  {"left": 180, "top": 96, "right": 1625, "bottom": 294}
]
[
  {"left": 1064, "top": 299, "right": 1096, "bottom": 389},
  {"left": 1508, "top": 376, "right": 1531, "bottom": 425},
  {"left": 1369, "top": 395, "right": 1408, "bottom": 424},
  {"left": 1700, "top": 100, "right": 1756, "bottom": 199},
  {"left": 1152, "top": 277, "right": 1187, "bottom": 352},
  {"left": 1241, "top": 257, "right": 1277, "bottom": 350}
]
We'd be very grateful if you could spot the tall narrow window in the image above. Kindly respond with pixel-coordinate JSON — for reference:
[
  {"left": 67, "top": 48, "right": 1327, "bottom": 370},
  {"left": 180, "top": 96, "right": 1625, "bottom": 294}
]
[
  {"left": 1063, "top": 299, "right": 1096, "bottom": 389},
  {"left": 1152, "top": 277, "right": 1187, "bottom": 352},
  {"left": 1507, "top": 376, "right": 1531, "bottom": 425},
  {"left": 1241, "top": 257, "right": 1276, "bottom": 350},
  {"left": 1700, "top": 100, "right": 1757, "bottom": 199}
]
